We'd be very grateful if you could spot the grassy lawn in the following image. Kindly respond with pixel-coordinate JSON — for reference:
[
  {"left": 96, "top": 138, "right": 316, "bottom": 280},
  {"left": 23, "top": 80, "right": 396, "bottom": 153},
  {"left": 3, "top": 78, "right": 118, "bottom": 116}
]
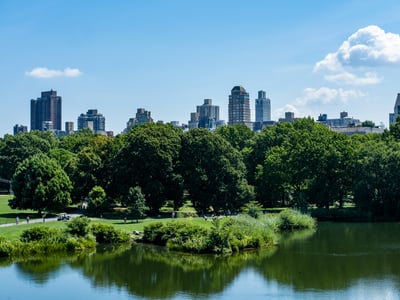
[
  {"left": 0, "top": 195, "right": 40, "bottom": 225},
  {"left": 0, "top": 194, "right": 213, "bottom": 242}
]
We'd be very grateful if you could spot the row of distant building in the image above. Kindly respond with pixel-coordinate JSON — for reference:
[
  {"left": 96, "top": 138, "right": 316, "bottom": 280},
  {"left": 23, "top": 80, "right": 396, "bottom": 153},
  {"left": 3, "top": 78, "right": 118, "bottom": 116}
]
[{"left": 13, "top": 87, "right": 400, "bottom": 137}]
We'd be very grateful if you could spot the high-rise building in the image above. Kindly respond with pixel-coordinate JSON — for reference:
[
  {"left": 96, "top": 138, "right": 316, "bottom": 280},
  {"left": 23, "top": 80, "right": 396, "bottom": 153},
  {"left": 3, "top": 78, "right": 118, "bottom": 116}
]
[
  {"left": 125, "top": 108, "right": 154, "bottom": 132},
  {"left": 196, "top": 99, "right": 220, "bottom": 129},
  {"left": 255, "top": 91, "right": 271, "bottom": 122},
  {"left": 188, "top": 112, "right": 199, "bottom": 129},
  {"left": 228, "top": 86, "right": 252, "bottom": 128},
  {"left": 65, "top": 121, "right": 74, "bottom": 135},
  {"left": 77, "top": 109, "right": 106, "bottom": 133},
  {"left": 13, "top": 124, "right": 28, "bottom": 135},
  {"left": 30, "top": 90, "right": 62, "bottom": 131}
]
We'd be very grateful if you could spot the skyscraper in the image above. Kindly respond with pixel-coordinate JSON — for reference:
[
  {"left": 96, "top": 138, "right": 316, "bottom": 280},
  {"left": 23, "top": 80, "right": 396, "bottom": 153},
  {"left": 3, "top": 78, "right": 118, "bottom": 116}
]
[
  {"left": 30, "top": 90, "right": 62, "bottom": 131},
  {"left": 197, "top": 99, "right": 220, "bottom": 129},
  {"left": 255, "top": 90, "right": 271, "bottom": 122},
  {"left": 125, "top": 108, "right": 154, "bottom": 132},
  {"left": 77, "top": 109, "right": 106, "bottom": 133},
  {"left": 228, "top": 86, "right": 252, "bottom": 128},
  {"left": 13, "top": 124, "right": 28, "bottom": 135}
]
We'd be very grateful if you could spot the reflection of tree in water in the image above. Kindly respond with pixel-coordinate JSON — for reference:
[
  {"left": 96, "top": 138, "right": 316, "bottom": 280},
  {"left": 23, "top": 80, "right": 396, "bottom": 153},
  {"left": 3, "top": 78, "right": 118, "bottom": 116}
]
[
  {"left": 13, "top": 253, "right": 85, "bottom": 284},
  {"left": 255, "top": 223, "right": 400, "bottom": 291},
  {"left": 76, "top": 244, "right": 276, "bottom": 299}
]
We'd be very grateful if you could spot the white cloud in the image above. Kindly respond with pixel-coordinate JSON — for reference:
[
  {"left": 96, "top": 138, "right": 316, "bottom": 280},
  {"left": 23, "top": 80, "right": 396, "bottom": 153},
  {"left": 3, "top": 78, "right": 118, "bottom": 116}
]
[
  {"left": 314, "top": 25, "right": 400, "bottom": 86},
  {"left": 295, "top": 87, "right": 365, "bottom": 106},
  {"left": 315, "top": 25, "right": 400, "bottom": 71},
  {"left": 25, "top": 67, "right": 82, "bottom": 78},
  {"left": 324, "top": 71, "right": 383, "bottom": 85},
  {"left": 274, "top": 104, "right": 299, "bottom": 119}
]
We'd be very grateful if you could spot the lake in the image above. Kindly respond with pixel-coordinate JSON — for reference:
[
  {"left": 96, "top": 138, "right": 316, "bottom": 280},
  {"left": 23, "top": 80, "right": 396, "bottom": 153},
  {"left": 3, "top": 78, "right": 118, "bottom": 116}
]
[{"left": 1, "top": 222, "right": 400, "bottom": 299}]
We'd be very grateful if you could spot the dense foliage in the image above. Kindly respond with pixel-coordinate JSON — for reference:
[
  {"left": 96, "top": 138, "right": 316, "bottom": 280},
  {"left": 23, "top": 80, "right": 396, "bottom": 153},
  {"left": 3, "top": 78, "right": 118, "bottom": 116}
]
[
  {"left": 142, "top": 212, "right": 315, "bottom": 253},
  {"left": 2, "top": 119, "right": 400, "bottom": 220}
]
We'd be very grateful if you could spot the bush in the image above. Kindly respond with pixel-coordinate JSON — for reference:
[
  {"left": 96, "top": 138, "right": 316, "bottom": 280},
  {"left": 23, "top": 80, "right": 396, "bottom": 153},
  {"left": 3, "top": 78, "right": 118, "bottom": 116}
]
[
  {"left": 20, "top": 227, "right": 65, "bottom": 243},
  {"left": 209, "top": 216, "right": 276, "bottom": 253},
  {"left": 66, "top": 217, "right": 91, "bottom": 237},
  {"left": 241, "top": 201, "right": 264, "bottom": 219},
  {"left": 90, "top": 224, "right": 130, "bottom": 244},
  {"left": 0, "top": 240, "right": 15, "bottom": 257},
  {"left": 276, "top": 209, "right": 316, "bottom": 230},
  {"left": 143, "top": 220, "right": 210, "bottom": 252}
]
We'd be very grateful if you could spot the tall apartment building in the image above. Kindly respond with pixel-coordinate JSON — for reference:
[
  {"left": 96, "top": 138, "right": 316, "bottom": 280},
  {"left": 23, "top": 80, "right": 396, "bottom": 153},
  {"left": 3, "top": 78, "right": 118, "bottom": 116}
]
[
  {"left": 77, "top": 109, "right": 106, "bottom": 133},
  {"left": 255, "top": 90, "right": 271, "bottom": 122},
  {"left": 13, "top": 124, "right": 28, "bottom": 135},
  {"left": 125, "top": 108, "right": 154, "bottom": 132},
  {"left": 228, "top": 86, "right": 252, "bottom": 128},
  {"left": 65, "top": 121, "right": 74, "bottom": 135},
  {"left": 30, "top": 90, "right": 62, "bottom": 131},
  {"left": 197, "top": 99, "right": 220, "bottom": 129}
]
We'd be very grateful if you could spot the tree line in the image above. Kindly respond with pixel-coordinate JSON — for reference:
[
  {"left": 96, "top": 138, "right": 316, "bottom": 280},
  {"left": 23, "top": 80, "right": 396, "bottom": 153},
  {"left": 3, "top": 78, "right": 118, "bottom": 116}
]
[{"left": 2, "top": 118, "right": 400, "bottom": 219}]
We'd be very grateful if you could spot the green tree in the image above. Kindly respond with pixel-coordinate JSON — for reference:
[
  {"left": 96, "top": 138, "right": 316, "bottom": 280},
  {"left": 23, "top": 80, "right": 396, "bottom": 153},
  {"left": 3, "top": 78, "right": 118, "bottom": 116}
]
[
  {"left": 112, "top": 123, "right": 183, "bottom": 213},
  {"left": 0, "top": 132, "right": 57, "bottom": 179},
  {"left": 180, "top": 129, "right": 254, "bottom": 214},
  {"left": 87, "top": 186, "right": 108, "bottom": 216},
  {"left": 255, "top": 118, "right": 354, "bottom": 209},
  {"left": 361, "top": 120, "right": 375, "bottom": 128},
  {"left": 69, "top": 147, "right": 102, "bottom": 203},
  {"left": 10, "top": 153, "right": 72, "bottom": 213},
  {"left": 215, "top": 124, "right": 255, "bottom": 151},
  {"left": 126, "top": 186, "right": 149, "bottom": 223}
]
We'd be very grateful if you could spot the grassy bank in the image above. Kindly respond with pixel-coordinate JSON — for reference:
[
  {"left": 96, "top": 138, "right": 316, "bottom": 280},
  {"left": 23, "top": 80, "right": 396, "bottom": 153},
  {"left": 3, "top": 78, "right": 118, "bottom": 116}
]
[
  {"left": 0, "top": 217, "right": 131, "bottom": 258},
  {"left": 142, "top": 209, "right": 316, "bottom": 254}
]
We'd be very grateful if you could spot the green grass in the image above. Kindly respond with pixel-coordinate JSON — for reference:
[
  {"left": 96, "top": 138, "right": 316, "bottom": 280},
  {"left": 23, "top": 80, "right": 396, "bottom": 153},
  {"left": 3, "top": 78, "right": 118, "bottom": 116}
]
[{"left": 0, "top": 195, "right": 40, "bottom": 225}]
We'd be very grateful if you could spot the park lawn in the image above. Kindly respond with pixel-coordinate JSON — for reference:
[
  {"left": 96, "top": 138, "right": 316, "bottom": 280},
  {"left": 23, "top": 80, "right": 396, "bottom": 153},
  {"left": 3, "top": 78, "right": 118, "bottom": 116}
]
[
  {"left": 0, "top": 214, "right": 213, "bottom": 242},
  {"left": 0, "top": 195, "right": 40, "bottom": 225}
]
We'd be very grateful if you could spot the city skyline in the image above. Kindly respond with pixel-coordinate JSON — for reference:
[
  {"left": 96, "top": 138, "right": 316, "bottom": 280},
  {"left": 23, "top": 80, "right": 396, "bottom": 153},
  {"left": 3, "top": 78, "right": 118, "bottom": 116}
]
[{"left": 1, "top": 1, "right": 400, "bottom": 136}]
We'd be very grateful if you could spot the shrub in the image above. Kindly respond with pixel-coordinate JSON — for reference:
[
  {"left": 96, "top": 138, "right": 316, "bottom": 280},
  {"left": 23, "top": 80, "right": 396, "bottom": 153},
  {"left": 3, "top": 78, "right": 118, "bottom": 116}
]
[
  {"left": 66, "top": 216, "right": 91, "bottom": 237},
  {"left": 90, "top": 223, "right": 130, "bottom": 244},
  {"left": 0, "top": 240, "right": 15, "bottom": 257},
  {"left": 142, "top": 222, "right": 167, "bottom": 245},
  {"left": 209, "top": 216, "right": 276, "bottom": 253},
  {"left": 143, "top": 220, "right": 210, "bottom": 252},
  {"left": 241, "top": 201, "right": 264, "bottom": 219},
  {"left": 276, "top": 209, "right": 316, "bottom": 230},
  {"left": 20, "top": 227, "right": 64, "bottom": 242}
]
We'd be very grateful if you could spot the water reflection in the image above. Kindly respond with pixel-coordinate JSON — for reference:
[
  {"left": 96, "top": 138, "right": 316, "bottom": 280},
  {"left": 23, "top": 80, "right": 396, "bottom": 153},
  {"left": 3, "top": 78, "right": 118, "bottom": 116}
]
[{"left": 3, "top": 222, "right": 400, "bottom": 299}]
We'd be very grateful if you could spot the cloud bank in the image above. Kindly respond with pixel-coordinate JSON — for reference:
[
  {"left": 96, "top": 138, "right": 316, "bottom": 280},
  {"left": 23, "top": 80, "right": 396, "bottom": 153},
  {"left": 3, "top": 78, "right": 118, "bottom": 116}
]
[
  {"left": 25, "top": 67, "right": 82, "bottom": 78},
  {"left": 314, "top": 25, "right": 400, "bottom": 86},
  {"left": 296, "top": 87, "right": 365, "bottom": 106}
]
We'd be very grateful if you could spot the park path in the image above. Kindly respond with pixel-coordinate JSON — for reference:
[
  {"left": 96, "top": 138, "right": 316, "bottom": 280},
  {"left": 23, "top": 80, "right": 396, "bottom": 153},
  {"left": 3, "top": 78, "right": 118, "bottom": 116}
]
[{"left": 0, "top": 213, "right": 82, "bottom": 228}]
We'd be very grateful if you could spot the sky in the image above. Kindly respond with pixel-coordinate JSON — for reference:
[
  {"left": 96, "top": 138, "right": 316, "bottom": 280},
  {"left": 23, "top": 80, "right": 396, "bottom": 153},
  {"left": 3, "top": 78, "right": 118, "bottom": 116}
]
[{"left": 1, "top": 0, "right": 400, "bottom": 136}]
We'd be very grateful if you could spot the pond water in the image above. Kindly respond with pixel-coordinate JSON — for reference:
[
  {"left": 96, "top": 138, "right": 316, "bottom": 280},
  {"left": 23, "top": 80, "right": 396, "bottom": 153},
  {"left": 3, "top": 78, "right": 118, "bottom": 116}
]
[{"left": 1, "top": 222, "right": 400, "bottom": 300}]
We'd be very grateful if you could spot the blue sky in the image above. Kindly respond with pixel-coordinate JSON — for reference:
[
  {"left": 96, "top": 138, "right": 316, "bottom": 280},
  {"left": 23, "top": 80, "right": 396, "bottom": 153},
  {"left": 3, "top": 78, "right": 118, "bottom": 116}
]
[{"left": 1, "top": 0, "right": 400, "bottom": 136}]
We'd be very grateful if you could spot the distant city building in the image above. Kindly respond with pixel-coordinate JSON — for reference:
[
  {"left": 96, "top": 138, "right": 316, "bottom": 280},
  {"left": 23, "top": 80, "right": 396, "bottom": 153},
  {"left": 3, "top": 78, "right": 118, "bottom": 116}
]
[
  {"left": 125, "top": 108, "right": 154, "bottom": 132},
  {"left": 390, "top": 93, "right": 400, "bottom": 124},
  {"left": 30, "top": 90, "right": 62, "bottom": 131},
  {"left": 65, "top": 121, "right": 74, "bottom": 134},
  {"left": 228, "top": 86, "right": 252, "bottom": 129},
  {"left": 188, "top": 112, "right": 199, "bottom": 129},
  {"left": 279, "top": 112, "right": 298, "bottom": 123},
  {"left": 317, "top": 111, "right": 360, "bottom": 127},
  {"left": 197, "top": 99, "right": 220, "bottom": 129},
  {"left": 254, "top": 90, "right": 271, "bottom": 130},
  {"left": 13, "top": 124, "right": 27, "bottom": 135},
  {"left": 77, "top": 109, "right": 106, "bottom": 133},
  {"left": 255, "top": 90, "right": 271, "bottom": 122},
  {"left": 331, "top": 126, "right": 384, "bottom": 136}
]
